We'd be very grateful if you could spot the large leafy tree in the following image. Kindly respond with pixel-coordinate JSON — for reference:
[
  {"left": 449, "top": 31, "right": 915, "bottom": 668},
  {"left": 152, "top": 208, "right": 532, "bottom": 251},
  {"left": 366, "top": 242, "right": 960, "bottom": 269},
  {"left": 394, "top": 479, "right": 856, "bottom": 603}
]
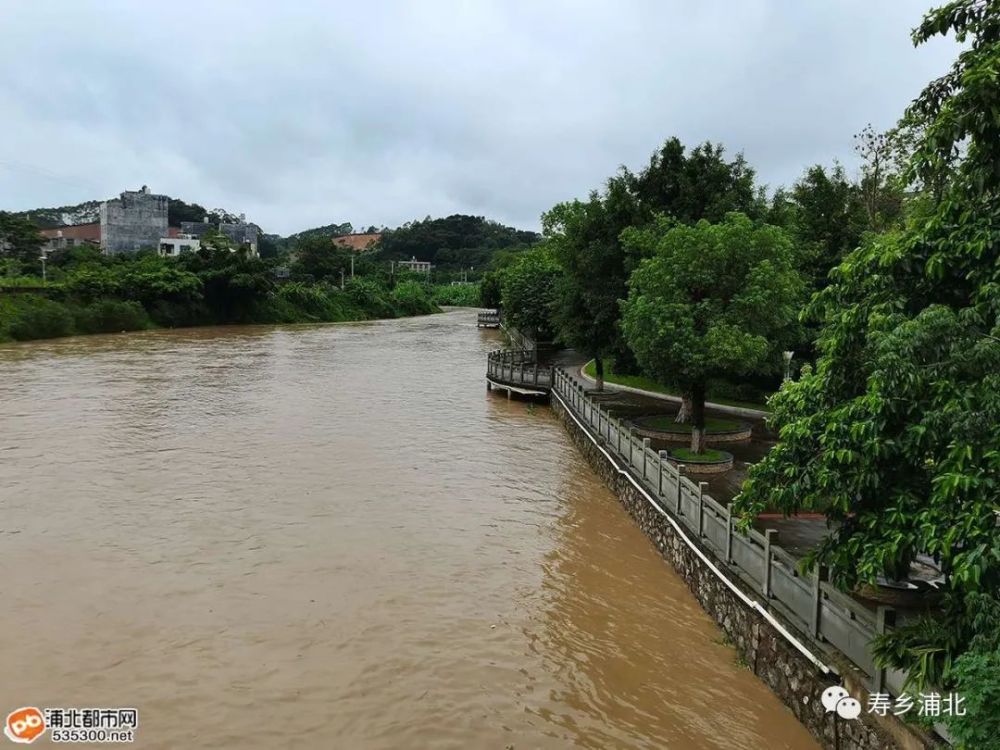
[
  {"left": 544, "top": 174, "right": 640, "bottom": 389},
  {"left": 621, "top": 213, "right": 804, "bottom": 453},
  {"left": 498, "top": 245, "right": 560, "bottom": 340},
  {"left": 789, "top": 164, "right": 867, "bottom": 288},
  {"left": 545, "top": 138, "right": 766, "bottom": 390},
  {"left": 734, "top": 0, "right": 1000, "bottom": 702},
  {"left": 627, "top": 138, "right": 764, "bottom": 224}
]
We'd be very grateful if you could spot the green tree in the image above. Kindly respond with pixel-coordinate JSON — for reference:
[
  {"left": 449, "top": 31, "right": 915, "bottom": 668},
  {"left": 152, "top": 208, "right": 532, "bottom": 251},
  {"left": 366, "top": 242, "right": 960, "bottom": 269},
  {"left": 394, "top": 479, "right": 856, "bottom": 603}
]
[
  {"left": 789, "top": 163, "right": 867, "bottom": 287},
  {"left": 291, "top": 235, "right": 351, "bottom": 282},
  {"left": 545, "top": 174, "right": 641, "bottom": 389},
  {"left": 621, "top": 213, "right": 804, "bottom": 453},
  {"left": 479, "top": 271, "right": 502, "bottom": 309},
  {"left": 853, "top": 123, "right": 907, "bottom": 231},
  {"left": 734, "top": 0, "right": 1000, "bottom": 701},
  {"left": 0, "top": 212, "right": 44, "bottom": 270},
  {"left": 627, "top": 138, "right": 765, "bottom": 224},
  {"left": 498, "top": 245, "right": 560, "bottom": 340}
]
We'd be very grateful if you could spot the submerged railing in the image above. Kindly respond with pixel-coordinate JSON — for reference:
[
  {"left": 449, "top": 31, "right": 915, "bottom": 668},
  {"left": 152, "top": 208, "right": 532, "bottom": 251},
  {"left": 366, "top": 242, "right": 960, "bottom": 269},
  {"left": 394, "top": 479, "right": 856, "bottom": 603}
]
[
  {"left": 477, "top": 310, "right": 500, "bottom": 328},
  {"left": 550, "top": 366, "right": 912, "bottom": 698},
  {"left": 486, "top": 349, "right": 552, "bottom": 391}
]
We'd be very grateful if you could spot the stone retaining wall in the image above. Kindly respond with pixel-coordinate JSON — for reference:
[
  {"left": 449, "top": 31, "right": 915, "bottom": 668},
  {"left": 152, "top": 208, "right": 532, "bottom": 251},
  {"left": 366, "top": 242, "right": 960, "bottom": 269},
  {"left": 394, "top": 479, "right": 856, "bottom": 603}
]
[{"left": 552, "top": 394, "right": 938, "bottom": 750}]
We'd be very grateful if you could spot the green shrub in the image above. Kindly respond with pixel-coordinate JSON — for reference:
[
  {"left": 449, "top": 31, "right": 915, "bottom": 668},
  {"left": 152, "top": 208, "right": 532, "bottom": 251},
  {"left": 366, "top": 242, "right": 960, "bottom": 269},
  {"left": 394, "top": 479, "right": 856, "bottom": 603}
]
[
  {"left": 391, "top": 280, "right": 435, "bottom": 316},
  {"left": 431, "top": 283, "right": 480, "bottom": 306},
  {"left": 4, "top": 296, "right": 74, "bottom": 341},
  {"left": 277, "top": 282, "right": 341, "bottom": 321},
  {"left": 346, "top": 278, "right": 395, "bottom": 319},
  {"left": 74, "top": 300, "right": 150, "bottom": 334}
]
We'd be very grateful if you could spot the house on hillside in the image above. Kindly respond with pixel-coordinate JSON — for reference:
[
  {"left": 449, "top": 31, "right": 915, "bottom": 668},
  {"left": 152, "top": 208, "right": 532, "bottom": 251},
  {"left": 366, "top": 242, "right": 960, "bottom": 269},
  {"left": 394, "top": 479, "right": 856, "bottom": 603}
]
[
  {"left": 397, "top": 256, "right": 431, "bottom": 274},
  {"left": 39, "top": 222, "right": 101, "bottom": 252}
]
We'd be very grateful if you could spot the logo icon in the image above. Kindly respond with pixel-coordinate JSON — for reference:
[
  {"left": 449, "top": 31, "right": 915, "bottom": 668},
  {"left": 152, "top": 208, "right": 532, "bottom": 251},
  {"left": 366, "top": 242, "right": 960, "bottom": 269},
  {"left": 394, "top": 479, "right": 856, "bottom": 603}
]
[
  {"left": 821, "top": 686, "right": 862, "bottom": 720},
  {"left": 4, "top": 707, "right": 46, "bottom": 744}
]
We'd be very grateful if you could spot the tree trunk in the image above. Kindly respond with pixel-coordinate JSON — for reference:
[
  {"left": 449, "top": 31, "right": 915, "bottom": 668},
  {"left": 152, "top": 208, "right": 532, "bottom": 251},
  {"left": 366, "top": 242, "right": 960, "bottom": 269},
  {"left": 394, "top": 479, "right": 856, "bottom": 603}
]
[
  {"left": 594, "top": 355, "right": 604, "bottom": 391},
  {"left": 675, "top": 393, "right": 694, "bottom": 423},
  {"left": 689, "top": 382, "right": 707, "bottom": 454}
]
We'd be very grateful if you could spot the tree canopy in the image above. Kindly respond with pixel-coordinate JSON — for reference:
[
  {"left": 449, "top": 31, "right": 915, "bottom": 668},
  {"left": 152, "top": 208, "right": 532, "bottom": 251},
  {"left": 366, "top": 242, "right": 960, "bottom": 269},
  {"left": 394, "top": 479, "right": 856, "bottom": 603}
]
[
  {"left": 734, "top": 0, "right": 1000, "bottom": 708},
  {"left": 376, "top": 214, "right": 539, "bottom": 270},
  {"left": 497, "top": 245, "right": 560, "bottom": 340},
  {"left": 621, "top": 213, "right": 804, "bottom": 451}
]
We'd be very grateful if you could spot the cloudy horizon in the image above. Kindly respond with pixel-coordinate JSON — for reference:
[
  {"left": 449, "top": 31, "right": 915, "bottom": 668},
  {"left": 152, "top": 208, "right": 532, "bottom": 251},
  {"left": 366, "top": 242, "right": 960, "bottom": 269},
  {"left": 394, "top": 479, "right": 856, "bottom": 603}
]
[{"left": 0, "top": 1, "right": 958, "bottom": 235}]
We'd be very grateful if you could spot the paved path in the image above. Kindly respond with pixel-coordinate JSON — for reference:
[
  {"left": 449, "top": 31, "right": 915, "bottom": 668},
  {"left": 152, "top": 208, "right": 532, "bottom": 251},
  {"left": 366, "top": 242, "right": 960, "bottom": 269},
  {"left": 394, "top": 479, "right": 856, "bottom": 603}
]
[{"left": 577, "top": 363, "right": 769, "bottom": 420}]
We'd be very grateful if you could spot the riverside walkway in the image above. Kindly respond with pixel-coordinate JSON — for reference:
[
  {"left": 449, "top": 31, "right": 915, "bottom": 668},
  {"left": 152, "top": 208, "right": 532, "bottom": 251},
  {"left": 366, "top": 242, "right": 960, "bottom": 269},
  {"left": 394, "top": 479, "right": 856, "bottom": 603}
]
[
  {"left": 486, "top": 348, "right": 922, "bottom": 707},
  {"left": 485, "top": 348, "right": 552, "bottom": 398}
]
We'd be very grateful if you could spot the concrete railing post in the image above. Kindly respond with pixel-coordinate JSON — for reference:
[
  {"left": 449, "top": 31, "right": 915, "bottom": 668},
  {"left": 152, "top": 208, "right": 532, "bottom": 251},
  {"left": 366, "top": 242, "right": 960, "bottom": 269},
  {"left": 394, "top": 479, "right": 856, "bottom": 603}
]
[
  {"left": 519, "top": 362, "right": 525, "bottom": 383},
  {"left": 642, "top": 438, "right": 651, "bottom": 478},
  {"left": 628, "top": 428, "right": 636, "bottom": 466},
  {"left": 811, "top": 565, "right": 826, "bottom": 639},
  {"left": 724, "top": 504, "right": 733, "bottom": 563},
  {"left": 658, "top": 451, "right": 668, "bottom": 495},
  {"left": 874, "top": 607, "right": 895, "bottom": 692},
  {"left": 533, "top": 362, "right": 538, "bottom": 385},
  {"left": 697, "top": 481, "right": 708, "bottom": 537},
  {"left": 675, "top": 468, "right": 685, "bottom": 515},
  {"left": 763, "top": 529, "right": 778, "bottom": 598}
]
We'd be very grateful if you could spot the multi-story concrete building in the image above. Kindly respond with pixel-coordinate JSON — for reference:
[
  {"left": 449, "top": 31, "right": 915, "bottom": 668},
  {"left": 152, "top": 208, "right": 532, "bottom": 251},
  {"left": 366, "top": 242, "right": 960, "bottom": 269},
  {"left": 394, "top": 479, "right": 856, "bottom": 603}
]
[
  {"left": 100, "top": 186, "right": 169, "bottom": 255},
  {"left": 180, "top": 214, "right": 260, "bottom": 256}
]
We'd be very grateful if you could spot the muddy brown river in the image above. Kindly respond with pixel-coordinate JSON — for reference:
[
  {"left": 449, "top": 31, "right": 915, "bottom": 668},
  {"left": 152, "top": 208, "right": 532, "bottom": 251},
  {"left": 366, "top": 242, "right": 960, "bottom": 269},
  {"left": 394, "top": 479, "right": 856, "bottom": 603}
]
[{"left": 0, "top": 310, "right": 817, "bottom": 749}]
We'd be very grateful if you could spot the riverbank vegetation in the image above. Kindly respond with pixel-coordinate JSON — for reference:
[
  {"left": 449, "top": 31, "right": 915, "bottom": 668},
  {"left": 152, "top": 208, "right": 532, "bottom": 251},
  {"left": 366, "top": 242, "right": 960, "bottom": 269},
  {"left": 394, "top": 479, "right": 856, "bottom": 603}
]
[
  {"left": 493, "top": 1, "right": 998, "bottom": 741},
  {"left": 0, "top": 230, "right": 443, "bottom": 343}
]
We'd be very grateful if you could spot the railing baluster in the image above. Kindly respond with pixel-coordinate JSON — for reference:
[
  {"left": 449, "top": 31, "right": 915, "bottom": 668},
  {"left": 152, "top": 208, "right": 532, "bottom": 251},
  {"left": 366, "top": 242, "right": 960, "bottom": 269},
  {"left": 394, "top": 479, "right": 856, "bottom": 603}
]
[
  {"left": 698, "top": 481, "right": 707, "bottom": 537},
  {"left": 763, "top": 529, "right": 777, "bottom": 597}
]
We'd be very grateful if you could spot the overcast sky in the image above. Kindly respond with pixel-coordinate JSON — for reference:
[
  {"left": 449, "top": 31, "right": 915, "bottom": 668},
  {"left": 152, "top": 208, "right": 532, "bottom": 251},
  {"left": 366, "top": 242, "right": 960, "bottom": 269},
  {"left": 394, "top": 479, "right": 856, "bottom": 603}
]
[{"left": 0, "top": 1, "right": 957, "bottom": 235}]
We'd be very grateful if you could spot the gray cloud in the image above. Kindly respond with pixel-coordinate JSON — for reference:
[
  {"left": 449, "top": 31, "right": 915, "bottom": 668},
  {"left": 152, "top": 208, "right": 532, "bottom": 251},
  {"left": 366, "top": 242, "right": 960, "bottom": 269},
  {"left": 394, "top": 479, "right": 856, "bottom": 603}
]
[{"left": 0, "top": 0, "right": 958, "bottom": 234}]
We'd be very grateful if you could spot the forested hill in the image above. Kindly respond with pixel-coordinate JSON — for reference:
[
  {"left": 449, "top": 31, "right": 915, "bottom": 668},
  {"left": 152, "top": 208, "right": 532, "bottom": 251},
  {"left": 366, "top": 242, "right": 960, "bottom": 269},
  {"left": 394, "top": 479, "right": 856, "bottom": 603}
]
[
  {"left": 12, "top": 197, "right": 247, "bottom": 229},
  {"left": 285, "top": 222, "right": 356, "bottom": 242},
  {"left": 376, "top": 215, "right": 539, "bottom": 269}
]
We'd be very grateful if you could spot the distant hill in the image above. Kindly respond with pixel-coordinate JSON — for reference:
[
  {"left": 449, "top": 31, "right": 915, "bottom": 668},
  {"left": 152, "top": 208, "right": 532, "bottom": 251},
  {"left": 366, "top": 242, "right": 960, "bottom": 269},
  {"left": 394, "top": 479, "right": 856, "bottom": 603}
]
[
  {"left": 376, "top": 215, "right": 539, "bottom": 270},
  {"left": 16, "top": 200, "right": 103, "bottom": 229},
  {"left": 284, "top": 222, "right": 356, "bottom": 243},
  {"left": 11, "top": 196, "right": 249, "bottom": 229}
]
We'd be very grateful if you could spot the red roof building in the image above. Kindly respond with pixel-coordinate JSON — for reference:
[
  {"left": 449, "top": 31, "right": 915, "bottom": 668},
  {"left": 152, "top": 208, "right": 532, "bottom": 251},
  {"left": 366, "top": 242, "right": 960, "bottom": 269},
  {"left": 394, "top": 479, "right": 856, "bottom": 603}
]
[{"left": 39, "top": 223, "right": 101, "bottom": 251}]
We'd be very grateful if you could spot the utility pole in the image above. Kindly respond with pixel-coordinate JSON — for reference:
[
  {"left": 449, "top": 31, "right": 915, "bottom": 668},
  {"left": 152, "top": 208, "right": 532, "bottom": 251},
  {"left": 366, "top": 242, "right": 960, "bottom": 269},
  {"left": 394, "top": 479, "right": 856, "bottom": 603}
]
[
  {"left": 39, "top": 250, "right": 47, "bottom": 283},
  {"left": 340, "top": 268, "right": 345, "bottom": 290},
  {"left": 350, "top": 254, "right": 354, "bottom": 279}
]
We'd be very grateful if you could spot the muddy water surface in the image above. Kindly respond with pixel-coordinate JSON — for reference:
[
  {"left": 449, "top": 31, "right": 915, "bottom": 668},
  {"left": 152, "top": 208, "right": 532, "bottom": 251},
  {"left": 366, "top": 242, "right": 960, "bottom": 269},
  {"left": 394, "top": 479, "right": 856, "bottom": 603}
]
[{"left": 0, "top": 311, "right": 817, "bottom": 749}]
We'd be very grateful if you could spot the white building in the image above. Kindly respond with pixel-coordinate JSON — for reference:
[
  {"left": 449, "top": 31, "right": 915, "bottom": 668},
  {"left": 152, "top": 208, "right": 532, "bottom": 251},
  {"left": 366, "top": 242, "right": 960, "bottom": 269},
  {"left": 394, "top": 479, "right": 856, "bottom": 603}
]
[
  {"left": 397, "top": 256, "right": 432, "bottom": 274},
  {"left": 158, "top": 235, "right": 201, "bottom": 257}
]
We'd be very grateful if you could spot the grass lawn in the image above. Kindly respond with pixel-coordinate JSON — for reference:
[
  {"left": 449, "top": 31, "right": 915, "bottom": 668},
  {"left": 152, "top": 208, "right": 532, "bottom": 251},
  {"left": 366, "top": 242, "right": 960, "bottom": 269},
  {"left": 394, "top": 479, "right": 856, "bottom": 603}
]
[
  {"left": 670, "top": 447, "right": 730, "bottom": 462},
  {"left": 582, "top": 359, "right": 771, "bottom": 412},
  {"left": 637, "top": 415, "right": 742, "bottom": 433}
]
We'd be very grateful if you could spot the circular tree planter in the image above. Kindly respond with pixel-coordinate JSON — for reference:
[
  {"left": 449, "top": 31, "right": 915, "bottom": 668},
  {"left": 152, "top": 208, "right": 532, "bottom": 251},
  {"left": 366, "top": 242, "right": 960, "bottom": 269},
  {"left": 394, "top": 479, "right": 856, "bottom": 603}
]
[
  {"left": 631, "top": 414, "right": 752, "bottom": 444},
  {"left": 853, "top": 580, "right": 943, "bottom": 610},
  {"left": 666, "top": 448, "right": 734, "bottom": 474}
]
